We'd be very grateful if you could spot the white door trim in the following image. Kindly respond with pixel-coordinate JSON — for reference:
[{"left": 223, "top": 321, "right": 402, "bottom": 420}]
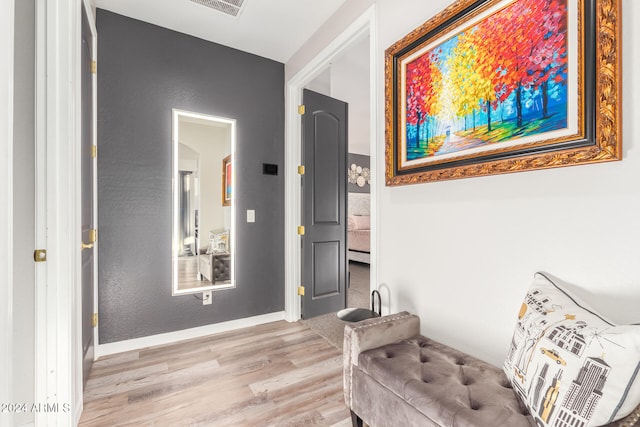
[
  {"left": 82, "top": 0, "right": 100, "bottom": 361},
  {"left": 284, "top": 5, "right": 378, "bottom": 322},
  {"left": 1, "top": 0, "right": 15, "bottom": 422},
  {"left": 35, "top": 0, "right": 84, "bottom": 424}
]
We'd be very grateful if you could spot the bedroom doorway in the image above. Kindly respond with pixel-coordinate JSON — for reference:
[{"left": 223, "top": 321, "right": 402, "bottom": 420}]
[
  {"left": 284, "top": 5, "right": 376, "bottom": 322},
  {"left": 294, "top": 22, "right": 373, "bottom": 320}
]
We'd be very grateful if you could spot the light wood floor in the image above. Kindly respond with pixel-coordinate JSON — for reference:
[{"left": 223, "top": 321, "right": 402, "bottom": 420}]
[
  {"left": 177, "top": 256, "right": 209, "bottom": 291},
  {"left": 178, "top": 256, "right": 232, "bottom": 291},
  {"left": 79, "top": 320, "right": 352, "bottom": 427}
]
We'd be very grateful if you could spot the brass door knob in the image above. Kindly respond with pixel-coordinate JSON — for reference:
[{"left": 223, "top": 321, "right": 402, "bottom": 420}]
[{"left": 81, "top": 242, "right": 94, "bottom": 251}]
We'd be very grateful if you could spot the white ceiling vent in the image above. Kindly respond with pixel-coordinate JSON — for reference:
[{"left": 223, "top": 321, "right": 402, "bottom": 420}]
[{"left": 189, "top": 0, "right": 246, "bottom": 18}]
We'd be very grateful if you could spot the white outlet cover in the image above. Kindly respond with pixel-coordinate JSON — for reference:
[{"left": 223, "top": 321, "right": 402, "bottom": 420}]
[
  {"left": 203, "top": 290, "right": 212, "bottom": 305},
  {"left": 247, "top": 209, "right": 255, "bottom": 223}
]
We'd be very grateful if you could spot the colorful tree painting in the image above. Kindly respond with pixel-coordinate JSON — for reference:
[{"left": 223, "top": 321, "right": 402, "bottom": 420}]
[{"left": 404, "top": 0, "right": 569, "bottom": 162}]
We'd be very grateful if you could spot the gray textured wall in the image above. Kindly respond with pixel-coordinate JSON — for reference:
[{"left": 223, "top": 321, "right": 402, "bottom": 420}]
[
  {"left": 97, "top": 10, "right": 285, "bottom": 343},
  {"left": 347, "top": 153, "right": 370, "bottom": 194}
]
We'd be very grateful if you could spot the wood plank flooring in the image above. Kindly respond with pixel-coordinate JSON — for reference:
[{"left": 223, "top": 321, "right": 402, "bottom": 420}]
[
  {"left": 79, "top": 321, "right": 352, "bottom": 426},
  {"left": 178, "top": 256, "right": 232, "bottom": 291},
  {"left": 177, "top": 256, "right": 209, "bottom": 291}
]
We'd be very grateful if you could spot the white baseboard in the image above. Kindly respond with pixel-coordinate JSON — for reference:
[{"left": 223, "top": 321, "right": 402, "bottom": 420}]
[
  {"left": 75, "top": 392, "right": 83, "bottom": 426},
  {"left": 95, "top": 311, "right": 286, "bottom": 359}
]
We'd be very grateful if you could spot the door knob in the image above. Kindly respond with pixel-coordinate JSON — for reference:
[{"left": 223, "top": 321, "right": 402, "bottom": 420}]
[{"left": 81, "top": 242, "right": 94, "bottom": 251}]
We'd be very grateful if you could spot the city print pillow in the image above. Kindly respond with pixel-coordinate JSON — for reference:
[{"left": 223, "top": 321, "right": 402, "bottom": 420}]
[{"left": 503, "top": 273, "right": 640, "bottom": 427}]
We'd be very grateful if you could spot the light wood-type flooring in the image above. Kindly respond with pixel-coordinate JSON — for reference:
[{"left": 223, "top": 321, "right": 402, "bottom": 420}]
[
  {"left": 177, "top": 256, "right": 232, "bottom": 291},
  {"left": 177, "top": 256, "right": 210, "bottom": 291},
  {"left": 79, "top": 320, "right": 352, "bottom": 426}
]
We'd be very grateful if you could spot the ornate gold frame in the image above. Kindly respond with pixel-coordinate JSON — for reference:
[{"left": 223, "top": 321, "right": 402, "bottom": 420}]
[{"left": 385, "top": 0, "right": 621, "bottom": 186}]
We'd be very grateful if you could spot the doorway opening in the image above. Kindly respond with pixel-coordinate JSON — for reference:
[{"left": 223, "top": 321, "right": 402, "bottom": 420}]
[
  {"left": 284, "top": 5, "right": 377, "bottom": 322},
  {"left": 303, "top": 36, "right": 371, "bottom": 319}
]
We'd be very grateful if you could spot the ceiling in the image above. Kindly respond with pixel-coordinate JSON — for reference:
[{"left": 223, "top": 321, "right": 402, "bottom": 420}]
[{"left": 94, "top": 0, "right": 349, "bottom": 63}]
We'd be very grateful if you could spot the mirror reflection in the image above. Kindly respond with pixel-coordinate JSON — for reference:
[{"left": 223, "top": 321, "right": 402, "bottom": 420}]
[{"left": 172, "top": 110, "right": 235, "bottom": 294}]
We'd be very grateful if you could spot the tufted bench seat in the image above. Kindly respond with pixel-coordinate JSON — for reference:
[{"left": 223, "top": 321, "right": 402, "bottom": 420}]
[
  {"left": 343, "top": 312, "right": 640, "bottom": 427},
  {"left": 198, "top": 252, "right": 230, "bottom": 283}
]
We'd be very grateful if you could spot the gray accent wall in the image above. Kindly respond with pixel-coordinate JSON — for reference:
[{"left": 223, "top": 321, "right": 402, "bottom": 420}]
[
  {"left": 97, "top": 10, "right": 285, "bottom": 343},
  {"left": 348, "top": 153, "right": 370, "bottom": 194}
]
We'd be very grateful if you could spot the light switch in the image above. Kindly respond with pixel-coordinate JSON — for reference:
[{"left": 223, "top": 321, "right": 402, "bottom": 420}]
[{"left": 247, "top": 209, "right": 255, "bottom": 223}]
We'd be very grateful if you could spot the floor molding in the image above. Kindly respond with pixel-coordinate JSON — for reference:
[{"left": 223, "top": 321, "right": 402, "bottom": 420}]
[{"left": 95, "top": 311, "right": 286, "bottom": 359}]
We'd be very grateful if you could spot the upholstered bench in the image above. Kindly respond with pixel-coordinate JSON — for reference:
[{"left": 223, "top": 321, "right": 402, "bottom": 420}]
[
  {"left": 198, "top": 252, "right": 230, "bottom": 283},
  {"left": 343, "top": 311, "right": 640, "bottom": 427}
]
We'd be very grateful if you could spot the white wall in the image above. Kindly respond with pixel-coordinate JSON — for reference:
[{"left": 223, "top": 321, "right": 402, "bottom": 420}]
[
  {"left": 331, "top": 37, "right": 370, "bottom": 155},
  {"left": 290, "top": 0, "right": 373, "bottom": 156},
  {"left": 304, "top": 37, "right": 370, "bottom": 155},
  {"left": 1, "top": 0, "right": 15, "bottom": 423},
  {"left": 305, "top": 68, "right": 331, "bottom": 96},
  {"left": 305, "top": 38, "right": 371, "bottom": 156},
  {"left": 375, "top": 0, "right": 640, "bottom": 366},
  {"left": 12, "top": 0, "right": 36, "bottom": 424},
  {"left": 285, "top": 0, "right": 375, "bottom": 82},
  {"left": 287, "top": 0, "right": 640, "bottom": 368}
]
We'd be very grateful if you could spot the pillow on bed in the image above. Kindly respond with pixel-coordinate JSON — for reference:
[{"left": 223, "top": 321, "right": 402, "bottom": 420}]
[
  {"left": 348, "top": 215, "right": 370, "bottom": 231},
  {"left": 503, "top": 272, "right": 640, "bottom": 427}
]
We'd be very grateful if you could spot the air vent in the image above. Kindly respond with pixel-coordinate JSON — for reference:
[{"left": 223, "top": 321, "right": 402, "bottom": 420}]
[{"left": 189, "top": 0, "right": 246, "bottom": 17}]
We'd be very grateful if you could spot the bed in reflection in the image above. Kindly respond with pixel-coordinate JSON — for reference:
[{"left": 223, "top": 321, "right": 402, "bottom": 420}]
[{"left": 348, "top": 193, "right": 370, "bottom": 264}]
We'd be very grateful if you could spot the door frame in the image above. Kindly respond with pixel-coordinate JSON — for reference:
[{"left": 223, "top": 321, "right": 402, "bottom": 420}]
[
  {"left": 83, "top": 0, "right": 99, "bottom": 368},
  {"left": 284, "top": 5, "right": 378, "bottom": 322},
  {"left": 34, "top": 0, "right": 90, "bottom": 423},
  {"left": 1, "top": 0, "right": 15, "bottom": 420}
]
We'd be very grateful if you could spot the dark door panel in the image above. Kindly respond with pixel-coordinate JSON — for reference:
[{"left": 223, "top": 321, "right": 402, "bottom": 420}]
[
  {"left": 312, "top": 241, "right": 341, "bottom": 298},
  {"left": 301, "top": 89, "right": 347, "bottom": 319},
  {"left": 313, "top": 113, "right": 341, "bottom": 224}
]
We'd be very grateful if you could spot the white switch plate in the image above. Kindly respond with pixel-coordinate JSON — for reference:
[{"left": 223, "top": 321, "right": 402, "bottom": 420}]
[
  {"left": 202, "top": 290, "right": 212, "bottom": 305},
  {"left": 247, "top": 209, "right": 255, "bottom": 223}
]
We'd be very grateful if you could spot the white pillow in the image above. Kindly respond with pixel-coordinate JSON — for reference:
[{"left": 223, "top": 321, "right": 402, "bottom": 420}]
[
  {"left": 206, "top": 230, "right": 229, "bottom": 254},
  {"left": 503, "top": 273, "right": 640, "bottom": 427}
]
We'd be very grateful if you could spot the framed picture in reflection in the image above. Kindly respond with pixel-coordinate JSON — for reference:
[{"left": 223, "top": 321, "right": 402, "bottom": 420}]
[{"left": 222, "top": 154, "right": 232, "bottom": 207}]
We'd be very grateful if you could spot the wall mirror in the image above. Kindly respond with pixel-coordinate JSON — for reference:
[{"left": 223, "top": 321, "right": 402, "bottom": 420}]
[{"left": 172, "top": 109, "right": 235, "bottom": 295}]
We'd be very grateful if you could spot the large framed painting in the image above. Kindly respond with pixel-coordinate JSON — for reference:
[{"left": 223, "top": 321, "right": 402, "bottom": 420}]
[{"left": 385, "top": 0, "right": 621, "bottom": 185}]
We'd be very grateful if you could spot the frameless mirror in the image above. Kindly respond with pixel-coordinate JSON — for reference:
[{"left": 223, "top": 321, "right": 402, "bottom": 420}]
[{"left": 172, "top": 109, "right": 235, "bottom": 295}]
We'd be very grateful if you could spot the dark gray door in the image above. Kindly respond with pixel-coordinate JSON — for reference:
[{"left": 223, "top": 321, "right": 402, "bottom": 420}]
[
  {"left": 81, "top": 3, "right": 95, "bottom": 386},
  {"left": 301, "top": 89, "right": 348, "bottom": 319}
]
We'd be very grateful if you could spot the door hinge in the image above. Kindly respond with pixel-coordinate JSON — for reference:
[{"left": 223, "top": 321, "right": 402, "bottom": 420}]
[
  {"left": 92, "top": 313, "right": 98, "bottom": 328},
  {"left": 297, "top": 165, "right": 305, "bottom": 175},
  {"left": 91, "top": 145, "right": 97, "bottom": 158},
  {"left": 297, "top": 226, "right": 305, "bottom": 236},
  {"left": 298, "top": 105, "right": 305, "bottom": 115},
  {"left": 89, "top": 228, "right": 98, "bottom": 244},
  {"left": 33, "top": 249, "right": 47, "bottom": 262},
  {"left": 91, "top": 60, "right": 97, "bottom": 74},
  {"left": 297, "top": 286, "right": 305, "bottom": 296}
]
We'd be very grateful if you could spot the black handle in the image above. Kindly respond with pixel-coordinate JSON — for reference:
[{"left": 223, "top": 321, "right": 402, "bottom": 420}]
[{"left": 371, "top": 290, "right": 381, "bottom": 317}]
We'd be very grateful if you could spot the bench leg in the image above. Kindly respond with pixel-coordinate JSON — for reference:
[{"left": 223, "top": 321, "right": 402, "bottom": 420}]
[{"left": 350, "top": 410, "right": 363, "bottom": 427}]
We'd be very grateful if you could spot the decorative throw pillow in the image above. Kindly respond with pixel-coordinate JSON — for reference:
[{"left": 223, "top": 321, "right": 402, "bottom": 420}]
[
  {"left": 503, "top": 273, "right": 640, "bottom": 427},
  {"left": 206, "top": 230, "right": 229, "bottom": 254}
]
